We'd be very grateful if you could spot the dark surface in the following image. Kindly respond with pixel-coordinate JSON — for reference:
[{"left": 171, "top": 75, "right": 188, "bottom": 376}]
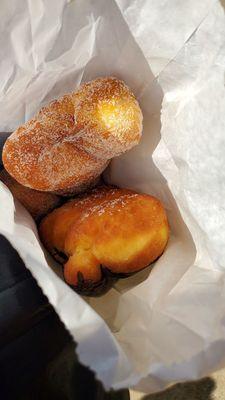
[
  {"left": 0, "top": 234, "right": 50, "bottom": 344},
  {"left": 142, "top": 377, "right": 215, "bottom": 400},
  {"left": 0, "top": 234, "right": 72, "bottom": 399}
]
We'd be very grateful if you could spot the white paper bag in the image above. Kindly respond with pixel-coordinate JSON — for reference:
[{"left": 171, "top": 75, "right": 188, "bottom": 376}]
[{"left": 0, "top": 0, "right": 225, "bottom": 393}]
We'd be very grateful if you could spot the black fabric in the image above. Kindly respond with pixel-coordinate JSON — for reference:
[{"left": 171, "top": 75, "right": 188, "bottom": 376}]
[
  {"left": 0, "top": 234, "right": 72, "bottom": 398},
  {"left": 0, "top": 234, "right": 47, "bottom": 342}
]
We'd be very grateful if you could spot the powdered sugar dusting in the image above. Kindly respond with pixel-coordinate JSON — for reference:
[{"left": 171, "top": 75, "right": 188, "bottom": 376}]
[
  {"left": 3, "top": 77, "right": 143, "bottom": 193},
  {"left": 80, "top": 192, "right": 140, "bottom": 222},
  {"left": 72, "top": 77, "right": 143, "bottom": 159}
]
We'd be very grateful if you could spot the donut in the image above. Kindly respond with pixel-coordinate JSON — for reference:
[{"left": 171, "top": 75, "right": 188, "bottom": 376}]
[
  {"left": 2, "top": 77, "right": 142, "bottom": 195},
  {"left": 39, "top": 185, "right": 124, "bottom": 262},
  {"left": 39, "top": 186, "right": 169, "bottom": 295},
  {"left": 0, "top": 169, "right": 62, "bottom": 221}
]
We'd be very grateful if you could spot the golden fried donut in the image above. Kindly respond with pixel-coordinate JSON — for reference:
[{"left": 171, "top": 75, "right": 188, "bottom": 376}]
[
  {"left": 39, "top": 187, "right": 169, "bottom": 295},
  {"left": 39, "top": 186, "right": 125, "bottom": 262},
  {"left": 3, "top": 77, "right": 142, "bottom": 195},
  {"left": 0, "top": 169, "right": 62, "bottom": 221}
]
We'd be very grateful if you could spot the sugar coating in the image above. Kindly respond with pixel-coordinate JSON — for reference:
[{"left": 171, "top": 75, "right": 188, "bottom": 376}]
[
  {"left": 81, "top": 193, "right": 139, "bottom": 220},
  {"left": 3, "top": 77, "right": 143, "bottom": 193}
]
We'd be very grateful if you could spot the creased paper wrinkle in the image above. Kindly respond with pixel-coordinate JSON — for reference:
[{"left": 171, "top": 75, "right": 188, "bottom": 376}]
[{"left": 0, "top": 0, "right": 224, "bottom": 393}]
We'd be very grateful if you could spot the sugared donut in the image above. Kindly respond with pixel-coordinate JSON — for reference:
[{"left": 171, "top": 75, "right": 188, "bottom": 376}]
[
  {"left": 39, "top": 186, "right": 169, "bottom": 295},
  {"left": 3, "top": 77, "right": 142, "bottom": 195},
  {"left": 39, "top": 185, "right": 125, "bottom": 261},
  {"left": 71, "top": 77, "right": 143, "bottom": 159}
]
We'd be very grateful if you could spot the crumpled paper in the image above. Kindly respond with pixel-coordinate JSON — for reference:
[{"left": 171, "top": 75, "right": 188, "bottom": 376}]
[{"left": 0, "top": 0, "right": 225, "bottom": 393}]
